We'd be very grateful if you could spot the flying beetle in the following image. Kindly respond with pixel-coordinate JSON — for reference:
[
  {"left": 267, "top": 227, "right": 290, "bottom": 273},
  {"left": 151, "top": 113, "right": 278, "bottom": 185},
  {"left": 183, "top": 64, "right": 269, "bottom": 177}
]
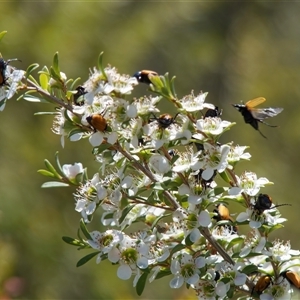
[{"left": 232, "top": 97, "right": 283, "bottom": 138}]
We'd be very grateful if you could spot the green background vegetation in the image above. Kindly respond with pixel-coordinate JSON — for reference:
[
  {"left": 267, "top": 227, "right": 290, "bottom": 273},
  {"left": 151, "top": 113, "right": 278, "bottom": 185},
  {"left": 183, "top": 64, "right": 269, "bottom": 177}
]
[{"left": 1, "top": 2, "right": 300, "bottom": 299}]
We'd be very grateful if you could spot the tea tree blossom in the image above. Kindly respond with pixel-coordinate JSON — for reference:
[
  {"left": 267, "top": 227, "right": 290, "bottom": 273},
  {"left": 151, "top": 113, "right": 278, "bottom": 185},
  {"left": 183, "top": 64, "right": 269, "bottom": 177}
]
[{"left": 1, "top": 37, "right": 299, "bottom": 300}]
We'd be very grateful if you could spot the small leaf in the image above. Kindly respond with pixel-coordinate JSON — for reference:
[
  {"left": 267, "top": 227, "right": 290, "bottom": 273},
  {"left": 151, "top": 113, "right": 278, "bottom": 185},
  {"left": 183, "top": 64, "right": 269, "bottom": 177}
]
[
  {"left": 232, "top": 252, "right": 261, "bottom": 259},
  {"left": 97, "top": 52, "right": 107, "bottom": 80},
  {"left": 184, "top": 233, "right": 194, "bottom": 246},
  {"left": 55, "top": 151, "right": 63, "bottom": 174},
  {"left": 155, "top": 268, "right": 172, "bottom": 279},
  {"left": 23, "top": 95, "right": 48, "bottom": 103},
  {"left": 170, "top": 244, "right": 186, "bottom": 256},
  {"left": 213, "top": 187, "right": 226, "bottom": 196},
  {"left": 41, "top": 181, "right": 70, "bottom": 188},
  {"left": 0, "top": 31, "right": 7, "bottom": 42},
  {"left": 226, "top": 237, "right": 244, "bottom": 250},
  {"left": 219, "top": 170, "right": 231, "bottom": 183},
  {"left": 34, "top": 112, "right": 58, "bottom": 116},
  {"left": 119, "top": 204, "right": 135, "bottom": 225},
  {"left": 242, "top": 265, "right": 258, "bottom": 275},
  {"left": 37, "top": 169, "right": 56, "bottom": 178},
  {"left": 26, "top": 63, "right": 39, "bottom": 78},
  {"left": 27, "top": 74, "right": 39, "bottom": 85},
  {"left": 76, "top": 252, "right": 99, "bottom": 267},
  {"left": 44, "top": 159, "right": 61, "bottom": 177},
  {"left": 52, "top": 52, "right": 60, "bottom": 75},
  {"left": 70, "top": 77, "right": 82, "bottom": 90},
  {"left": 136, "top": 271, "right": 149, "bottom": 296},
  {"left": 39, "top": 73, "right": 49, "bottom": 90},
  {"left": 80, "top": 219, "right": 92, "bottom": 240},
  {"left": 62, "top": 236, "right": 85, "bottom": 247}
]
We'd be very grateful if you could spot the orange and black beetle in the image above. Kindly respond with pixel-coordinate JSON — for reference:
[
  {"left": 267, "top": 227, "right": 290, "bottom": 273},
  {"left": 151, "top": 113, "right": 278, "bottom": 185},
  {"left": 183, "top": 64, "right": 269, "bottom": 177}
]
[
  {"left": 213, "top": 204, "right": 238, "bottom": 233},
  {"left": 133, "top": 70, "right": 158, "bottom": 84},
  {"left": 86, "top": 113, "right": 107, "bottom": 132},
  {"left": 253, "top": 194, "right": 290, "bottom": 215},
  {"left": 232, "top": 97, "right": 283, "bottom": 138},
  {"left": 150, "top": 113, "right": 178, "bottom": 129},
  {"left": 280, "top": 270, "right": 300, "bottom": 289},
  {"left": 252, "top": 275, "right": 272, "bottom": 295}
]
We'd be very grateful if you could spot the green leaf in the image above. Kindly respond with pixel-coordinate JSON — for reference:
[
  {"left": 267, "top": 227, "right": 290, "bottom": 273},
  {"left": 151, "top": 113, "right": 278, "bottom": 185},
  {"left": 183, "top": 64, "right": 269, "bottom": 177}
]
[
  {"left": 213, "top": 187, "right": 226, "bottom": 196},
  {"left": 62, "top": 236, "right": 85, "bottom": 247},
  {"left": 41, "top": 181, "right": 69, "bottom": 188},
  {"left": 170, "top": 244, "right": 186, "bottom": 257},
  {"left": 232, "top": 252, "right": 262, "bottom": 259},
  {"left": 119, "top": 204, "right": 135, "bottom": 225},
  {"left": 70, "top": 77, "right": 82, "bottom": 90},
  {"left": 37, "top": 169, "right": 56, "bottom": 178},
  {"left": 155, "top": 268, "right": 172, "bottom": 279},
  {"left": 76, "top": 252, "right": 99, "bottom": 267},
  {"left": 39, "top": 73, "right": 49, "bottom": 90},
  {"left": 136, "top": 271, "right": 149, "bottom": 296},
  {"left": 23, "top": 95, "right": 48, "bottom": 103},
  {"left": 151, "top": 213, "right": 172, "bottom": 230},
  {"left": 97, "top": 52, "right": 107, "bottom": 80},
  {"left": 67, "top": 127, "right": 86, "bottom": 138},
  {"left": 184, "top": 233, "right": 194, "bottom": 246},
  {"left": 0, "top": 31, "right": 7, "bottom": 42},
  {"left": 219, "top": 170, "right": 231, "bottom": 183},
  {"left": 34, "top": 112, "right": 58, "bottom": 116},
  {"left": 80, "top": 219, "right": 92, "bottom": 240},
  {"left": 26, "top": 63, "right": 39, "bottom": 78},
  {"left": 242, "top": 265, "right": 258, "bottom": 275},
  {"left": 27, "top": 74, "right": 40, "bottom": 86},
  {"left": 44, "top": 159, "right": 61, "bottom": 177},
  {"left": 52, "top": 52, "right": 60, "bottom": 75},
  {"left": 55, "top": 151, "right": 63, "bottom": 174},
  {"left": 226, "top": 237, "right": 244, "bottom": 250}
]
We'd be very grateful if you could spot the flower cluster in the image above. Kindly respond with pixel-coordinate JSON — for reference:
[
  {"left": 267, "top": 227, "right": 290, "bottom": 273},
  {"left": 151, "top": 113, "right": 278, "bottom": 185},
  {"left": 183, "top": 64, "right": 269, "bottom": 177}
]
[{"left": 2, "top": 50, "right": 300, "bottom": 300}]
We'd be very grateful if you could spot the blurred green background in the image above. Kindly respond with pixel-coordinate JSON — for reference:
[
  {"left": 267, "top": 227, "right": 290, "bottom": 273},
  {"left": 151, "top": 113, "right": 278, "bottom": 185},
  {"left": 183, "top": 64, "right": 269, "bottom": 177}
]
[{"left": 1, "top": 2, "right": 300, "bottom": 299}]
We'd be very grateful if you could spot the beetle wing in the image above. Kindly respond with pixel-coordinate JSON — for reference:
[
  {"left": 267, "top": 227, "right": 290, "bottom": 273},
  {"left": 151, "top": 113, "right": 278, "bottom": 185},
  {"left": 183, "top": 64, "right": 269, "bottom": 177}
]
[
  {"left": 245, "top": 97, "right": 266, "bottom": 108},
  {"left": 250, "top": 107, "right": 283, "bottom": 120}
]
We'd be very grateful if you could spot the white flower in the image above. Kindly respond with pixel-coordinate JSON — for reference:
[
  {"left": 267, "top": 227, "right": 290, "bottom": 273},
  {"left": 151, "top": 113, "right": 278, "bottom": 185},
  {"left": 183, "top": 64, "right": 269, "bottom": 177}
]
[
  {"left": 180, "top": 91, "right": 215, "bottom": 112},
  {"left": 62, "top": 162, "right": 83, "bottom": 180},
  {"left": 149, "top": 154, "right": 171, "bottom": 174},
  {"left": 197, "top": 143, "right": 230, "bottom": 181},
  {"left": 173, "top": 147, "right": 201, "bottom": 173},
  {"left": 196, "top": 117, "right": 231, "bottom": 135},
  {"left": 229, "top": 171, "right": 272, "bottom": 196},
  {"left": 170, "top": 253, "right": 200, "bottom": 289},
  {"left": 198, "top": 210, "right": 211, "bottom": 227},
  {"left": 227, "top": 145, "right": 251, "bottom": 163}
]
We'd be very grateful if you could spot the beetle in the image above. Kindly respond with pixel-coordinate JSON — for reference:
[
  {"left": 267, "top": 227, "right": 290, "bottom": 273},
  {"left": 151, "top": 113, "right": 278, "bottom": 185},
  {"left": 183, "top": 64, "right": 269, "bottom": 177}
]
[
  {"left": 232, "top": 97, "right": 283, "bottom": 138},
  {"left": 204, "top": 106, "right": 222, "bottom": 118},
  {"left": 73, "top": 85, "right": 86, "bottom": 106},
  {"left": 213, "top": 204, "right": 238, "bottom": 233},
  {"left": 195, "top": 106, "right": 222, "bottom": 152},
  {"left": 150, "top": 113, "right": 179, "bottom": 129},
  {"left": 86, "top": 113, "right": 107, "bottom": 132},
  {"left": 253, "top": 193, "right": 290, "bottom": 215},
  {"left": 280, "top": 270, "right": 300, "bottom": 289},
  {"left": 133, "top": 70, "right": 158, "bottom": 84},
  {"left": 252, "top": 275, "right": 272, "bottom": 295}
]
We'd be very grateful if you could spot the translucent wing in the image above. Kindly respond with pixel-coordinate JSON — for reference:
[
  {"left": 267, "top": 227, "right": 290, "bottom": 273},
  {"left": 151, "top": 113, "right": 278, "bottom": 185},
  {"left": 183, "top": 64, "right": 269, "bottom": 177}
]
[
  {"left": 7, "top": 69, "right": 25, "bottom": 99},
  {"left": 250, "top": 107, "right": 283, "bottom": 120},
  {"left": 245, "top": 97, "right": 266, "bottom": 108}
]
